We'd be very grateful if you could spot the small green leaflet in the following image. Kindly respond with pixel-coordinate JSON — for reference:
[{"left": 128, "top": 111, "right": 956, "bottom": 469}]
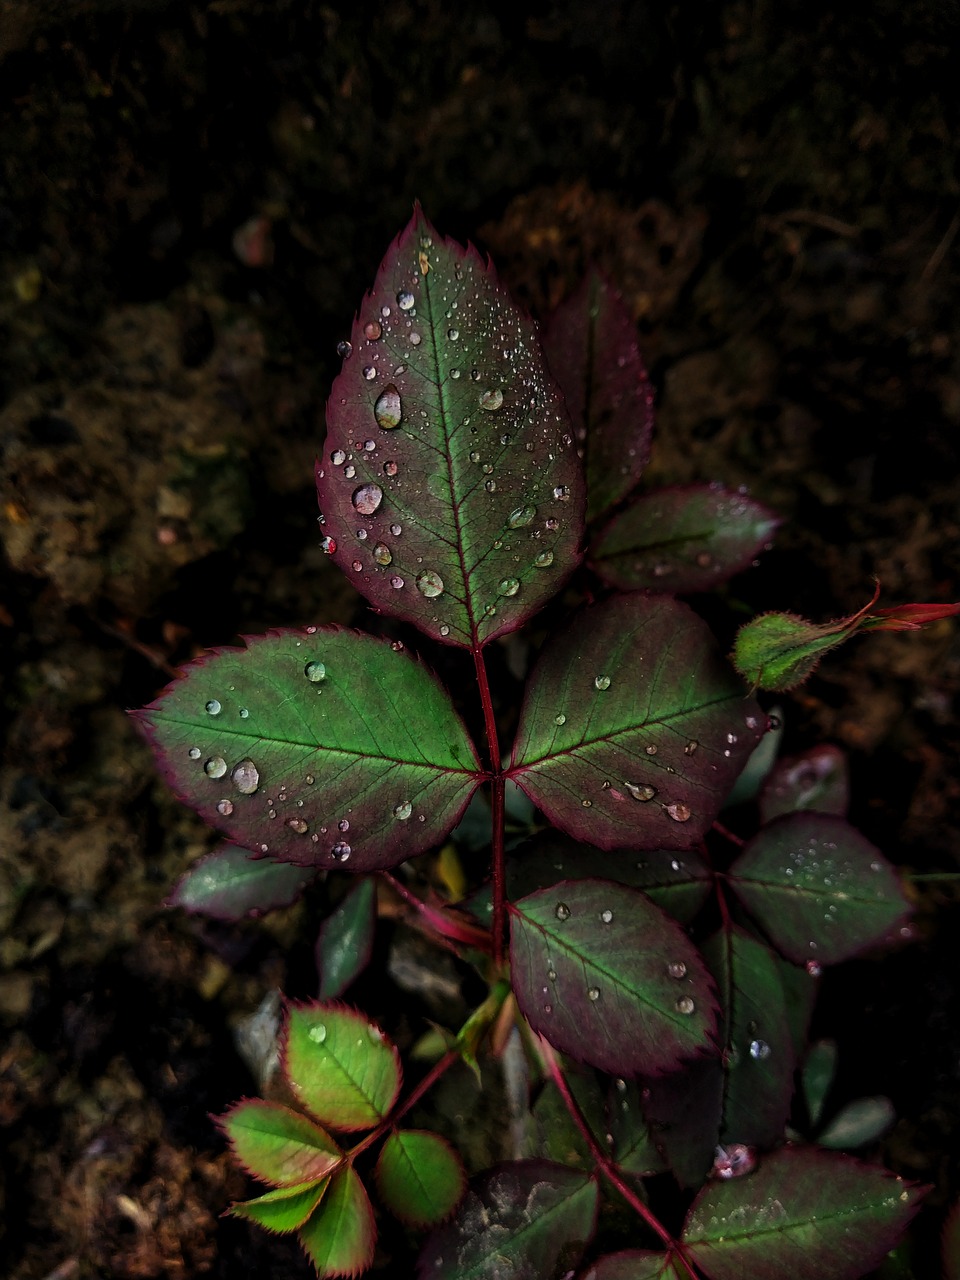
[
  {"left": 509, "top": 879, "right": 717, "bottom": 1076},
  {"left": 168, "top": 844, "right": 314, "bottom": 920},
  {"left": 682, "top": 1146, "right": 924, "bottom": 1280},
  {"left": 728, "top": 812, "right": 910, "bottom": 964},
  {"left": 374, "top": 1129, "right": 466, "bottom": 1228},
  {"left": 300, "top": 1165, "right": 376, "bottom": 1279},
  {"left": 316, "top": 878, "right": 377, "bottom": 999},
  {"left": 510, "top": 594, "right": 764, "bottom": 850},
  {"left": 218, "top": 1099, "right": 341, "bottom": 1187},
  {"left": 136, "top": 627, "right": 481, "bottom": 873},
  {"left": 283, "top": 1001, "right": 401, "bottom": 1132},
  {"left": 230, "top": 1179, "right": 329, "bottom": 1234}
]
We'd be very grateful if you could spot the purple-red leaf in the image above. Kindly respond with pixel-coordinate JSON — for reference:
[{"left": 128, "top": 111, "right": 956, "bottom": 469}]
[
  {"left": 509, "top": 594, "right": 764, "bottom": 850},
  {"left": 591, "top": 485, "right": 779, "bottom": 594},
  {"left": 542, "top": 268, "right": 654, "bottom": 523},
  {"left": 417, "top": 1160, "right": 599, "bottom": 1280},
  {"left": 317, "top": 207, "right": 585, "bottom": 649},
  {"left": 135, "top": 627, "right": 480, "bottom": 873},
  {"left": 299, "top": 1164, "right": 376, "bottom": 1279},
  {"left": 509, "top": 879, "right": 717, "bottom": 1076},
  {"left": 218, "top": 1099, "right": 341, "bottom": 1187},
  {"left": 642, "top": 1054, "right": 724, "bottom": 1188},
  {"left": 758, "top": 745, "right": 849, "bottom": 824},
  {"left": 682, "top": 1146, "right": 924, "bottom": 1280},
  {"left": 316, "top": 879, "right": 377, "bottom": 1000},
  {"left": 728, "top": 812, "right": 911, "bottom": 965},
  {"left": 168, "top": 844, "right": 314, "bottom": 920}
]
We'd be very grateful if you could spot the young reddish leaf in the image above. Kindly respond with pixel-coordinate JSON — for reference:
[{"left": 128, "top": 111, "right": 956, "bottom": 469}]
[
  {"left": 729, "top": 813, "right": 911, "bottom": 965},
  {"left": 135, "top": 627, "right": 480, "bottom": 874},
  {"left": 608, "top": 1079, "right": 666, "bottom": 1176},
  {"left": 218, "top": 1099, "right": 341, "bottom": 1187},
  {"left": 316, "top": 879, "right": 377, "bottom": 1000},
  {"left": 283, "top": 1002, "right": 401, "bottom": 1132},
  {"left": 374, "top": 1129, "right": 467, "bottom": 1228},
  {"left": 642, "top": 1054, "right": 724, "bottom": 1188},
  {"left": 701, "top": 926, "right": 797, "bottom": 1149},
  {"left": 229, "top": 1178, "right": 329, "bottom": 1233},
  {"left": 168, "top": 844, "right": 314, "bottom": 921},
  {"left": 682, "top": 1146, "right": 924, "bottom": 1280},
  {"left": 416, "top": 1160, "right": 599, "bottom": 1280},
  {"left": 591, "top": 485, "right": 780, "bottom": 594},
  {"left": 509, "top": 595, "right": 764, "bottom": 850},
  {"left": 317, "top": 207, "right": 585, "bottom": 650},
  {"left": 542, "top": 268, "right": 654, "bottom": 523},
  {"left": 299, "top": 1164, "right": 376, "bottom": 1279},
  {"left": 509, "top": 879, "right": 717, "bottom": 1076},
  {"left": 583, "top": 1250, "right": 689, "bottom": 1280},
  {"left": 758, "top": 745, "right": 849, "bottom": 824}
]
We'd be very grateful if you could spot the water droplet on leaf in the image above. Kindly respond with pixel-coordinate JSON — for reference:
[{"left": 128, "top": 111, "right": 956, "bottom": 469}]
[
  {"left": 555, "top": 902, "right": 571, "bottom": 921},
  {"left": 498, "top": 577, "right": 520, "bottom": 597},
  {"left": 352, "top": 483, "right": 383, "bottom": 515},
  {"left": 625, "top": 782, "right": 657, "bottom": 802},
  {"left": 204, "top": 756, "right": 227, "bottom": 778},
  {"left": 332, "top": 841, "right": 351, "bottom": 861},
  {"left": 508, "top": 506, "right": 536, "bottom": 528},
  {"left": 534, "top": 550, "right": 554, "bottom": 568},
  {"left": 362, "top": 365, "right": 376, "bottom": 381},
  {"left": 587, "top": 987, "right": 601, "bottom": 1001},
  {"left": 305, "top": 661, "right": 326, "bottom": 683},
  {"left": 594, "top": 674, "right": 611, "bottom": 691},
  {"left": 205, "top": 699, "right": 221, "bottom": 716},
  {"left": 309, "top": 1023, "right": 327, "bottom": 1044},
  {"left": 364, "top": 321, "right": 382, "bottom": 340},
  {"left": 600, "top": 909, "right": 613, "bottom": 924},
  {"left": 287, "top": 817, "right": 308, "bottom": 834},
  {"left": 188, "top": 747, "right": 201, "bottom": 760},
  {"left": 667, "top": 961, "right": 687, "bottom": 979},
  {"left": 749, "top": 1039, "right": 771, "bottom": 1060},
  {"left": 665, "top": 802, "right": 692, "bottom": 822},
  {"left": 393, "top": 801, "right": 412, "bottom": 820},
  {"left": 374, "top": 385, "right": 402, "bottom": 430},
  {"left": 336, "top": 340, "right": 352, "bottom": 359},
  {"left": 397, "top": 290, "right": 415, "bottom": 311},
  {"left": 479, "top": 388, "right": 503, "bottom": 411},
  {"left": 231, "top": 759, "right": 260, "bottom": 795},
  {"left": 676, "top": 996, "right": 696, "bottom": 1015},
  {"left": 216, "top": 799, "right": 234, "bottom": 816},
  {"left": 416, "top": 570, "right": 444, "bottom": 598},
  {"left": 373, "top": 542, "right": 392, "bottom": 565}
]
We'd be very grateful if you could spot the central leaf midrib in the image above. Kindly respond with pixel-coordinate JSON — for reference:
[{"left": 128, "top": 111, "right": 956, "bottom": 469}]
[
  {"left": 687, "top": 1190, "right": 905, "bottom": 1246},
  {"left": 460, "top": 1178, "right": 595, "bottom": 1278}
]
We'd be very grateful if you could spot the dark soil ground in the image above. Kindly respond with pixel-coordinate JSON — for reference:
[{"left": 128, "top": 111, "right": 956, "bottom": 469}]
[{"left": 2, "top": 2, "right": 960, "bottom": 1277}]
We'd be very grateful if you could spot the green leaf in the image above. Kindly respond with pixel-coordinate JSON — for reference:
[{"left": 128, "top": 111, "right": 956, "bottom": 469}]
[
  {"left": 818, "top": 1097, "right": 896, "bottom": 1150},
  {"left": 299, "top": 1164, "right": 376, "bottom": 1279},
  {"left": 728, "top": 812, "right": 911, "bottom": 965},
  {"left": 758, "top": 745, "right": 849, "bottom": 823},
  {"left": 626, "top": 849, "right": 713, "bottom": 925},
  {"left": 168, "top": 844, "right": 314, "bottom": 920},
  {"left": 283, "top": 1001, "right": 401, "bottom": 1131},
  {"left": 218, "top": 1099, "right": 341, "bottom": 1186},
  {"left": 701, "top": 926, "right": 797, "bottom": 1148},
  {"left": 317, "top": 879, "right": 377, "bottom": 1000},
  {"left": 802, "top": 1040, "right": 838, "bottom": 1129},
  {"left": 608, "top": 1079, "right": 666, "bottom": 1177},
  {"left": 510, "top": 594, "right": 764, "bottom": 851},
  {"left": 375, "top": 1129, "right": 466, "bottom": 1228},
  {"left": 229, "top": 1178, "right": 329, "bottom": 1233},
  {"left": 583, "top": 1251, "right": 689, "bottom": 1280},
  {"left": 417, "top": 1160, "right": 599, "bottom": 1280},
  {"left": 136, "top": 627, "right": 481, "bottom": 874},
  {"left": 542, "top": 267, "right": 654, "bottom": 523},
  {"left": 683, "top": 1146, "right": 924, "bottom": 1280},
  {"left": 642, "top": 1054, "right": 724, "bottom": 1188},
  {"left": 317, "top": 207, "right": 585, "bottom": 649},
  {"left": 509, "top": 878, "right": 717, "bottom": 1076},
  {"left": 524, "top": 1073, "right": 605, "bottom": 1171},
  {"left": 591, "top": 485, "right": 779, "bottom": 593}
]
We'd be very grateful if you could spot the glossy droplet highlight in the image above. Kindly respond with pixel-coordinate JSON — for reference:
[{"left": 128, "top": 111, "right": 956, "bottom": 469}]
[
  {"left": 397, "top": 290, "right": 415, "bottom": 311},
  {"left": 553, "top": 485, "right": 571, "bottom": 502},
  {"left": 676, "top": 996, "right": 696, "bottom": 1015},
  {"left": 205, "top": 699, "right": 221, "bottom": 716},
  {"left": 554, "top": 713, "right": 566, "bottom": 726},
  {"left": 587, "top": 987, "right": 600, "bottom": 1001},
  {"left": 393, "top": 801, "right": 412, "bottom": 821},
  {"left": 498, "top": 577, "right": 520, "bottom": 597},
  {"left": 390, "top": 575, "right": 404, "bottom": 589},
  {"left": 373, "top": 542, "right": 392, "bottom": 566},
  {"left": 555, "top": 902, "right": 571, "bottom": 921},
  {"left": 625, "top": 782, "right": 656, "bottom": 802},
  {"left": 374, "top": 385, "right": 402, "bottom": 430},
  {"left": 665, "top": 802, "right": 692, "bottom": 822},
  {"left": 352, "top": 483, "right": 383, "bottom": 516},
  {"left": 479, "top": 388, "right": 503, "bottom": 411},
  {"left": 667, "top": 961, "right": 687, "bottom": 979},
  {"left": 749, "top": 1039, "right": 771, "bottom": 1060},
  {"left": 362, "top": 365, "right": 376, "bottom": 381},
  {"left": 304, "top": 661, "right": 326, "bottom": 683},
  {"left": 336, "top": 340, "right": 352, "bottom": 359},
  {"left": 534, "top": 549, "right": 554, "bottom": 568},
  {"left": 508, "top": 506, "right": 536, "bottom": 528},
  {"left": 600, "top": 909, "right": 613, "bottom": 924},
  {"left": 216, "top": 799, "right": 234, "bottom": 817},
  {"left": 231, "top": 759, "right": 260, "bottom": 795},
  {"left": 416, "top": 570, "right": 444, "bottom": 598},
  {"left": 363, "top": 320, "right": 382, "bottom": 340},
  {"left": 594, "top": 674, "right": 611, "bottom": 691},
  {"left": 188, "top": 747, "right": 201, "bottom": 760},
  {"left": 287, "top": 817, "right": 308, "bottom": 834},
  {"left": 204, "top": 756, "right": 227, "bottom": 779},
  {"left": 308, "top": 1023, "right": 327, "bottom": 1044}
]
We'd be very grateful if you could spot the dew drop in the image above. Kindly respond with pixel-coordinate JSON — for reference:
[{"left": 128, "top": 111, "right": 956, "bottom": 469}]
[
  {"left": 447, "top": 327, "right": 459, "bottom": 340},
  {"left": 332, "top": 841, "right": 352, "bottom": 862},
  {"left": 587, "top": 987, "right": 601, "bottom": 1001},
  {"left": 304, "top": 661, "right": 326, "bottom": 683},
  {"left": 308, "top": 1023, "right": 327, "bottom": 1044},
  {"left": 667, "top": 961, "right": 687, "bottom": 980},
  {"left": 205, "top": 699, "right": 222, "bottom": 716},
  {"left": 364, "top": 320, "right": 382, "bottom": 341},
  {"left": 351, "top": 559, "right": 363, "bottom": 572},
  {"left": 498, "top": 577, "right": 520, "bottom": 597},
  {"left": 594, "top": 674, "right": 611, "bottom": 691},
  {"left": 684, "top": 740, "right": 699, "bottom": 756},
  {"left": 480, "top": 388, "right": 503, "bottom": 411},
  {"left": 204, "top": 756, "right": 227, "bottom": 779},
  {"left": 749, "top": 1039, "right": 771, "bottom": 1060},
  {"left": 390, "top": 575, "right": 404, "bottom": 589},
  {"left": 805, "top": 960, "right": 822, "bottom": 977},
  {"left": 344, "top": 464, "right": 356, "bottom": 479},
  {"left": 216, "top": 799, "right": 234, "bottom": 817},
  {"left": 352, "top": 483, "right": 383, "bottom": 515},
  {"left": 581, "top": 798, "right": 592, "bottom": 808},
  {"left": 362, "top": 365, "right": 376, "bottom": 381},
  {"left": 600, "top": 909, "right": 613, "bottom": 924},
  {"left": 320, "top": 534, "right": 337, "bottom": 555},
  {"left": 553, "top": 485, "right": 571, "bottom": 502},
  {"left": 383, "top": 460, "right": 398, "bottom": 477},
  {"left": 231, "top": 758, "right": 260, "bottom": 795},
  {"left": 188, "top": 747, "right": 202, "bottom": 760},
  {"left": 676, "top": 996, "right": 696, "bottom": 1015},
  {"left": 534, "top": 549, "right": 554, "bottom": 568},
  {"left": 555, "top": 902, "right": 571, "bottom": 921},
  {"left": 625, "top": 782, "right": 657, "bottom": 802},
  {"left": 439, "top": 624, "right": 450, "bottom": 636},
  {"left": 374, "top": 385, "right": 402, "bottom": 430},
  {"left": 508, "top": 505, "right": 536, "bottom": 528},
  {"left": 331, "top": 448, "right": 347, "bottom": 465},
  {"left": 287, "top": 817, "right": 308, "bottom": 834},
  {"left": 409, "top": 331, "right": 422, "bottom": 346},
  {"left": 665, "top": 802, "right": 692, "bottom": 822},
  {"left": 393, "top": 801, "right": 412, "bottom": 821},
  {"left": 554, "top": 713, "right": 566, "bottom": 726},
  {"left": 547, "top": 968, "right": 557, "bottom": 981},
  {"left": 397, "top": 290, "right": 415, "bottom": 311},
  {"left": 416, "top": 570, "right": 444, "bottom": 598},
  {"left": 390, "top": 523, "right": 402, "bottom": 536},
  {"left": 373, "top": 542, "right": 392, "bottom": 566},
  {"left": 544, "top": 1003, "right": 553, "bottom": 1015}
]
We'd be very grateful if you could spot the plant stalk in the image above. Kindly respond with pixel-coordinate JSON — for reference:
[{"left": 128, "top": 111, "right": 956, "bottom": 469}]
[{"left": 473, "top": 645, "right": 506, "bottom": 969}]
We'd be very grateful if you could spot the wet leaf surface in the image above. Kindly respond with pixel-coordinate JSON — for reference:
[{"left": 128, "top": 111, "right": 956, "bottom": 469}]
[
  {"left": 168, "top": 844, "right": 315, "bottom": 920},
  {"left": 316, "top": 879, "right": 377, "bottom": 1000}
]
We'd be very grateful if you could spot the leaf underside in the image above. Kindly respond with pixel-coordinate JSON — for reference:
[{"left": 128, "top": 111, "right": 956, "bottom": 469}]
[
  {"left": 219, "top": 1099, "right": 341, "bottom": 1187},
  {"left": 591, "top": 485, "right": 779, "bottom": 594},
  {"left": 375, "top": 1129, "right": 467, "bottom": 1228},
  {"left": 542, "top": 267, "right": 654, "bottom": 524},
  {"left": 168, "top": 844, "right": 314, "bottom": 920},
  {"left": 283, "top": 1002, "right": 401, "bottom": 1132},
  {"left": 316, "top": 878, "right": 378, "bottom": 1000},
  {"left": 510, "top": 594, "right": 765, "bottom": 850},
  {"left": 317, "top": 206, "right": 585, "bottom": 649},
  {"left": 728, "top": 812, "right": 910, "bottom": 965},
  {"left": 136, "top": 627, "right": 480, "bottom": 873},
  {"left": 299, "top": 1165, "right": 377, "bottom": 1279},
  {"left": 417, "top": 1160, "right": 599, "bottom": 1280},
  {"left": 683, "top": 1146, "right": 924, "bottom": 1280},
  {"left": 510, "top": 878, "right": 717, "bottom": 1076}
]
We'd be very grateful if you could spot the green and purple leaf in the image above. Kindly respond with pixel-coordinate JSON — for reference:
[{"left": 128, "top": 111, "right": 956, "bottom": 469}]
[
  {"left": 728, "top": 812, "right": 911, "bottom": 965},
  {"left": 682, "top": 1146, "right": 924, "bottom": 1280},
  {"left": 374, "top": 1129, "right": 467, "bottom": 1228},
  {"left": 608, "top": 1078, "right": 666, "bottom": 1177},
  {"left": 218, "top": 1099, "right": 341, "bottom": 1187},
  {"left": 509, "top": 878, "right": 717, "bottom": 1076},
  {"left": 229, "top": 1179, "right": 329, "bottom": 1234},
  {"left": 641, "top": 1054, "right": 724, "bottom": 1188},
  {"left": 283, "top": 1002, "right": 401, "bottom": 1132},
  {"left": 525, "top": 1072, "right": 606, "bottom": 1171},
  {"left": 542, "top": 268, "right": 654, "bottom": 524},
  {"left": 758, "top": 745, "right": 849, "bottom": 824},
  {"left": 316, "top": 879, "right": 377, "bottom": 1000},
  {"left": 701, "top": 926, "right": 797, "bottom": 1148},
  {"left": 509, "top": 594, "right": 764, "bottom": 850},
  {"left": 583, "top": 1251, "right": 689, "bottom": 1280},
  {"left": 417, "top": 1160, "right": 599, "bottom": 1280},
  {"left": 135, "top": 627, "right": 481, "bottom": 874},
  {"left": 317, "top": 207, "right": 585, "bottom": 649},
  {"left": 299, "top": 1165, "right": 376, "bottom": 1279},
  {"left": 168, "top": 844, "right": 314, "bottom": 920},
  {"left": 591, "top": 485, "right": 779, "bottom": 594}
]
